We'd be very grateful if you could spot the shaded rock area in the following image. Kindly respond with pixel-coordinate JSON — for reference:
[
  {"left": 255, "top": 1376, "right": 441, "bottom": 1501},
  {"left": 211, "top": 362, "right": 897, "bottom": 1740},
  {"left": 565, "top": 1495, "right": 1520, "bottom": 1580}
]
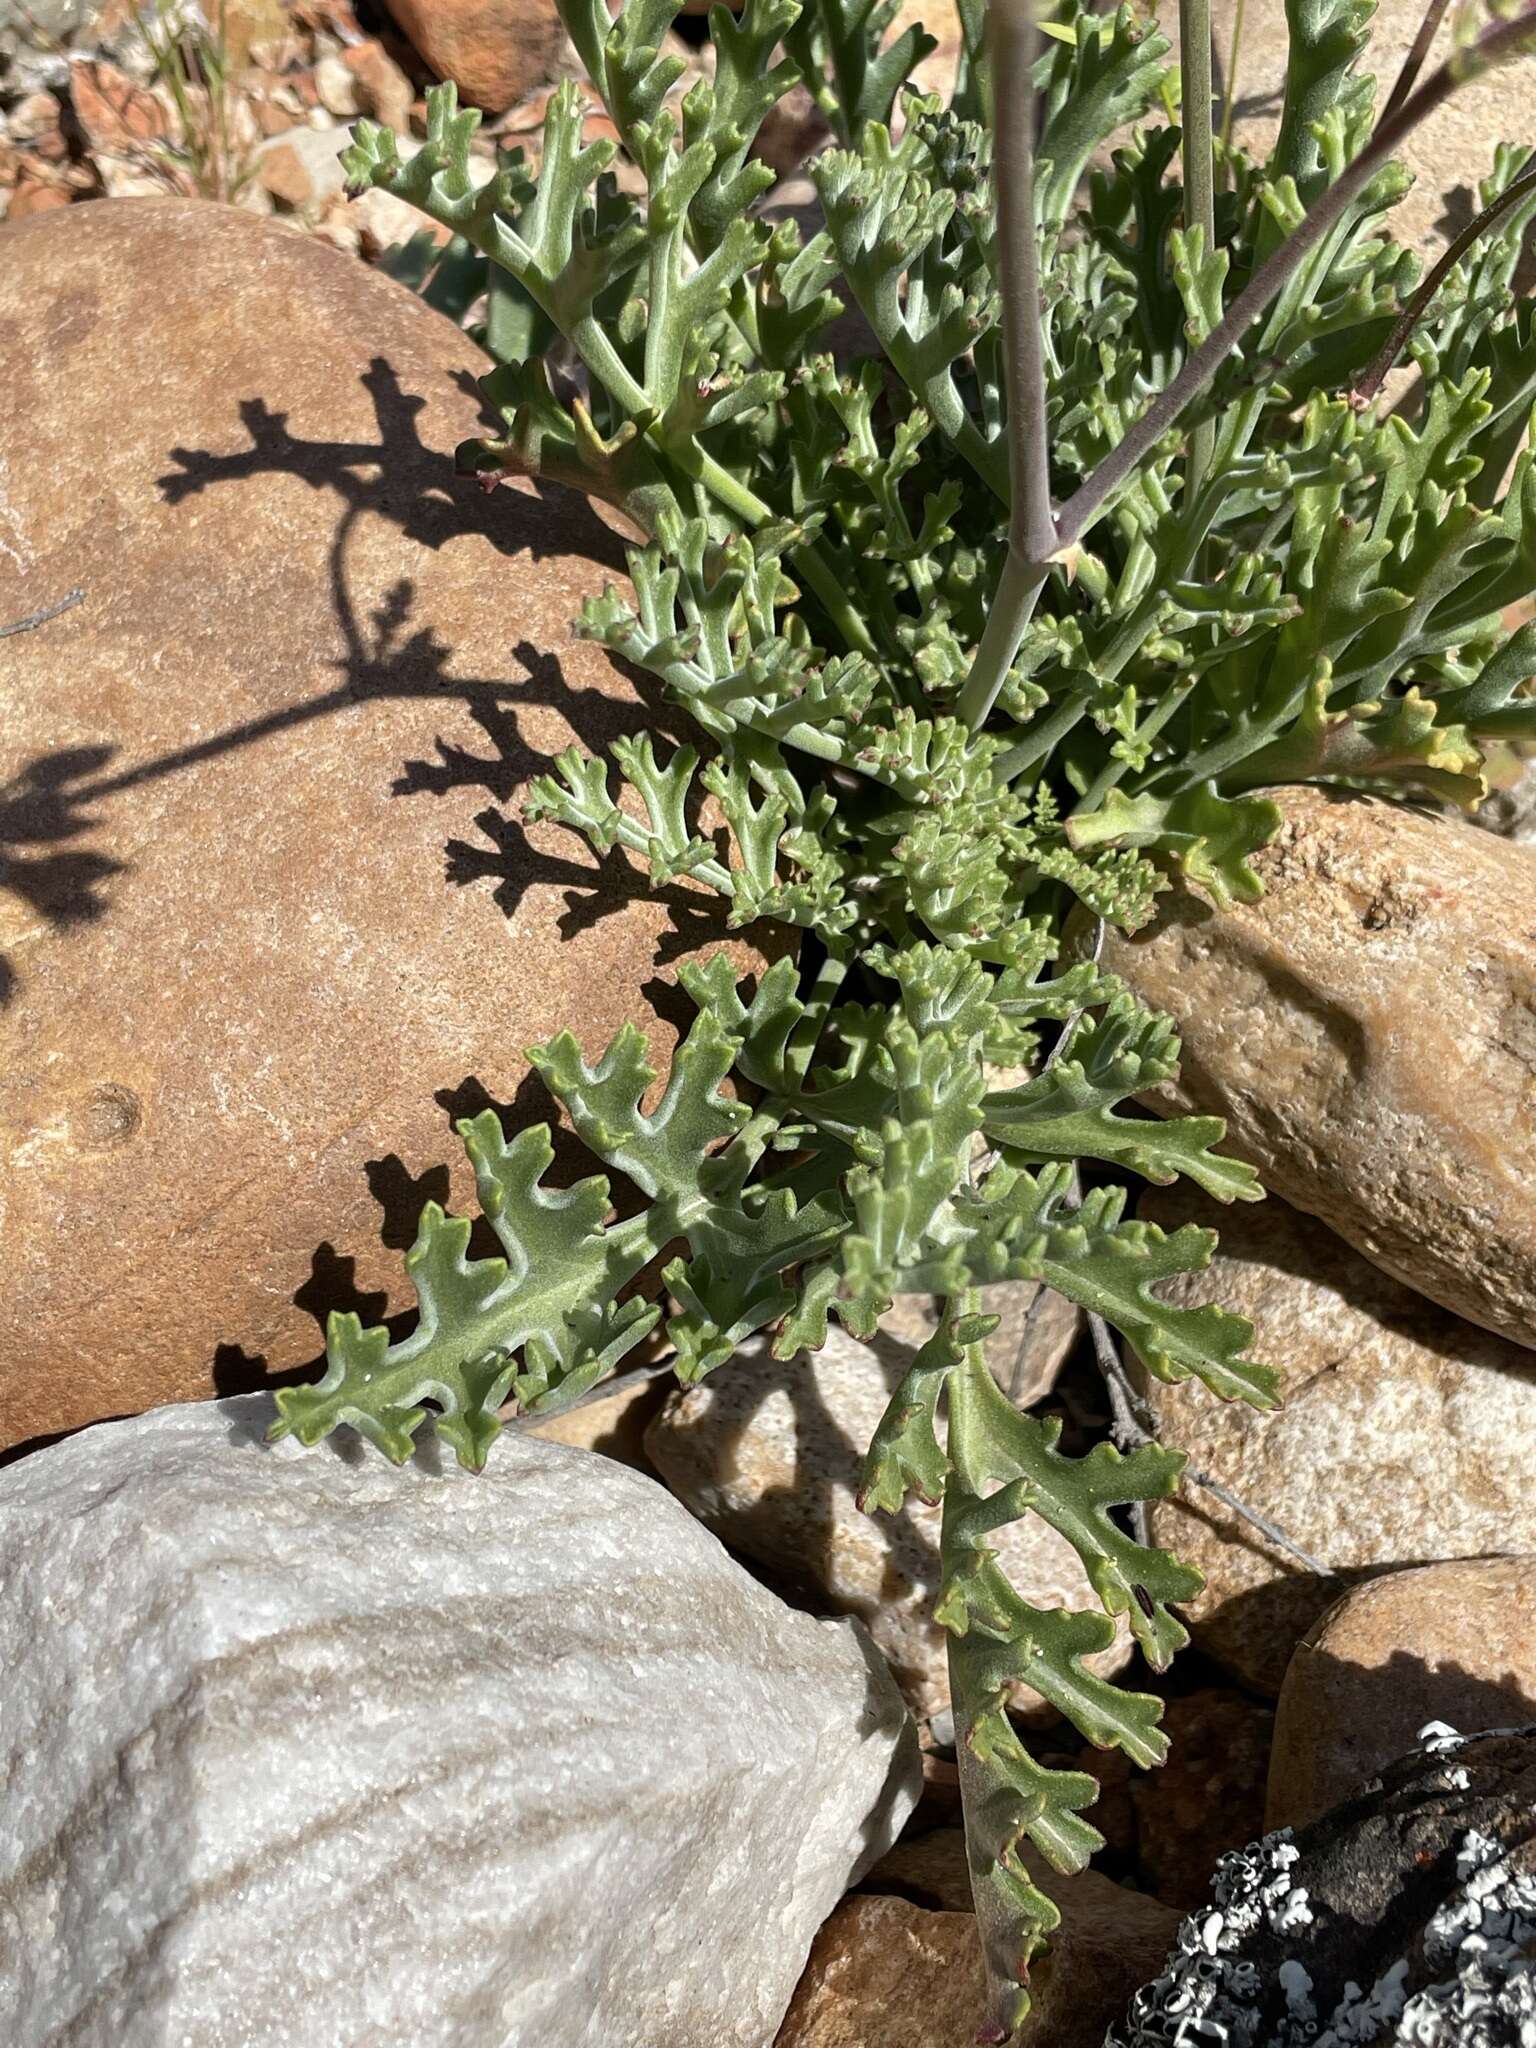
[
  {"left": 0, "top": 1394, "right": 919, "bottom": 2048},
  {"left": 1135, "top": 1183, "right": 1536, "bottom": 1694},
  {"left": 1268, "top": 1559, "right": 1536, "bottom": 1832},
  {"left": 1129, "top": 1689, "right": 1274, "bottom": 1913},
  {"left": 0, "top": 198, "right": 776, "bottom": 1450},
  {"left": 645, "top": 1326, "right": 1130, "bottom": 1721}
]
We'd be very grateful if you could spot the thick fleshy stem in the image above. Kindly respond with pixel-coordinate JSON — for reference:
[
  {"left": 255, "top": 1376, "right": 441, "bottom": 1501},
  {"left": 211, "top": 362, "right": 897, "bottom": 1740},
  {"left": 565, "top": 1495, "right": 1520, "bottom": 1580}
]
[
  {"left": 1179, "top": 0, "right": 1216, "bottom": 507},
  {"left": 956, "top": 0, "right": 1057, "bottom": 733}
]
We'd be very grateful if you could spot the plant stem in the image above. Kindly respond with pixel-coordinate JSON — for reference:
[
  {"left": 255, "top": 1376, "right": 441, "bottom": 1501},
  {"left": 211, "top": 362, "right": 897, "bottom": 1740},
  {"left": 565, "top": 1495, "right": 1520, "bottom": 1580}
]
[
  {"left": 1217, "top": 0, "right": 1245, "bottom": 161},
  {"left": 1179, "top": 0, "right": 1216, "bottom": 507},
  {"left": 1381, "top": 0, "right": 1452, "bottom": 125},
  {"left": 956, "top": 0, "right": 1057, "bottom": 734},
  {"left": 1054, "top": 2, "right": 1536, "bottom": 552},
  {"left": 1352, "top": 163, "right": 1536, "bottom": 405}
]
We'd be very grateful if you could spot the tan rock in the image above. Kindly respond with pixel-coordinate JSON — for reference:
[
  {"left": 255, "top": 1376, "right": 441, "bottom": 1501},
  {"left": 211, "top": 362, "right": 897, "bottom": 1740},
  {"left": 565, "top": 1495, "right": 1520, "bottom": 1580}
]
[
  {"left": 1099, "top": 786, "right": 1536, "bottom": 1347},
  {"left": 777, "top": 1843, "right": 1177, "bottom": 2048},
  {"left": 774, "top": 1895, "right": 984, "bottom": 2048},
  {"left": 379, "top": 0, "right": 576, "bottom": 115},
  {"left": 312, "top": 50, "right": 362, "bottom": 120},
  {"left": 645, "top": 1326, "right": 1128, "bottom": 1721},
  {"left": 6, "top": 92, "right": 67, "bottom": 149},
  {"left": 219, "top": 0, "right": 293, "bottom": 71},
  {"left": 866, "top": 1828, "right": 1175, "bottom": 1950},
  {"left": 67, "top": 55, "right": 166, "bottom": 155},
  {"left": 882, "top": 1278, "right": 1079, "bottom": 1409},
  {"left": 1267, "top": 1557, "right": 1536, "bottom": 1832},
  {"left": 1129, "top": 1689, "right": 1272, "bottom": 1912},
  {"left": 0, "top": 198, "right": 772, "bottom": 1452},
  {"left": 258, "top": 138, "right": 314, "bottom": 209},
  {"left": 5, "top": 163, "right": 74, "bottom": 215},
  {"left": 523, "top": 1370, "right": 670, "bottom": 1472},
  {"left": 342, "top": 37, "right": 415, "bottom": 133},
  {"left": 257, "top": 124, "right": 348, "bottom": 209},
  {"left": 1133, "top": 1184, "right": 1536, "bottom": 1694}
]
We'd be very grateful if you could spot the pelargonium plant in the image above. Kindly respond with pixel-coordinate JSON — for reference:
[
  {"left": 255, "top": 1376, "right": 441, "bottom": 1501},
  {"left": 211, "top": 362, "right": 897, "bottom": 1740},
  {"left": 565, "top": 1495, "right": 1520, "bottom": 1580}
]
[{"left": 268, "top": 0, "right": 1536, "bottom": 2033}]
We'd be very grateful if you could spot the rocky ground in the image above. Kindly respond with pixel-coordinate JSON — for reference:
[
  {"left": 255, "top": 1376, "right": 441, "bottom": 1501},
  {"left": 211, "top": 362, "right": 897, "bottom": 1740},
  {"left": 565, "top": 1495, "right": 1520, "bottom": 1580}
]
[{"left": 3, "top": 3, "right": 1536, "bottom": 2045}]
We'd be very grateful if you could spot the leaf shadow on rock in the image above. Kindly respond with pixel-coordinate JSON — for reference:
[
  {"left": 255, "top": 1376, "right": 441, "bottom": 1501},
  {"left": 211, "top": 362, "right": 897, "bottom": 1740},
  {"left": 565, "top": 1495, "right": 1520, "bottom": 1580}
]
[
  {"left": 152, "top": 362, "right": 739, "bottom": 958},
  {"left": 0, "top": 743, "right": 126, "bottom": 1008},
  {"left": 1272, "top": 1640, "right": 1536, "bottom": 1831},
  {"left": 656, "top": 1327, "right": 955, "bottom": 1713},
  {"left": 140, "top": 360, "right": 777, "bottom": 1405}
]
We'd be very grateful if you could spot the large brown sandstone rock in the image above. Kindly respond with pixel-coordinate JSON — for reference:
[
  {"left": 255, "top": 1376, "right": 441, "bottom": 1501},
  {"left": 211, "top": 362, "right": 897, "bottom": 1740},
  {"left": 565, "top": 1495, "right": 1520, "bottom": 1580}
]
[
  {"left": 1100, "top": 787, "right": 1536, "bottom": 1347},
  {"left": 1267, "top": 1558, "right": 1536, "bottom": 1832},
  {"left": 379, "top": 0, "right": 575, "bottom": 114},
  {"left": 0, "top": 199, "right": 768, "bottom": 1453},
  {"left": 1134, "top": 1185, "right": 1536, "bottom": 1695}
]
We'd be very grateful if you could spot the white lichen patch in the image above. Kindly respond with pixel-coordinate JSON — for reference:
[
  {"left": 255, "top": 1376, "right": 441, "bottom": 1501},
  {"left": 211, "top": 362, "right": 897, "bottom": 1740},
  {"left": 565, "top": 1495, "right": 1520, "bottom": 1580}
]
[{"left": 1107, "top": 1769, "right": 1536, "bottom": 2048}]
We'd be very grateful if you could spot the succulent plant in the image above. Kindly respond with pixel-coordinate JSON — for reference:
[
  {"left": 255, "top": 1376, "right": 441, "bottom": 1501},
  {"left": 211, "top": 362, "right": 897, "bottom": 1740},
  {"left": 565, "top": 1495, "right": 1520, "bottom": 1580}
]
[{"left": 281, "top": 0, "right": 1536, "bottom": 2033}]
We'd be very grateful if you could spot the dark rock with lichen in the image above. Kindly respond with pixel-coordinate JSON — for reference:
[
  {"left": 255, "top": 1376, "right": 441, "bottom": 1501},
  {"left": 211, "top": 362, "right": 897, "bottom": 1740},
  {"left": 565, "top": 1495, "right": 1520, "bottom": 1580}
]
[{"left": 1105, "top": 1725, "right": 1536, "bottom": 2046}]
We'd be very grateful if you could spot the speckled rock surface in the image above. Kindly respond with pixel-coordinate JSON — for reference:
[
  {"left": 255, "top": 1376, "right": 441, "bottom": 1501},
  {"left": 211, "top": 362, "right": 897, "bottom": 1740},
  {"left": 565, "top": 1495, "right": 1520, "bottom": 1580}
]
[
  {"left": 0, "top": 1394, "right": 920, "bottom": 2048},
  {"left": 523, "top": 1371, "right": 670, "bottom": 1472},
  {"left": 0, "top": 199, "right": 775, "bottom": 1452},
  {"left": 1107, "top": 1727, "right": 1536, "bottom": 2048},
  {"left": 1134, "top": 1185, "right": 1536, "bottom": 1695},
  {"left": 777, "top": 1835, "right": 1178, "bottom": 2048},
  {"left": 1268, "top": 1559, "right": 1536, "bottom": 1832},
  {"left": 645, "top": 1327, "right": 1130, "bottom": 1720},
  {"left": 1100, "top": 787, "right": 1536, "bottom": 1347}
]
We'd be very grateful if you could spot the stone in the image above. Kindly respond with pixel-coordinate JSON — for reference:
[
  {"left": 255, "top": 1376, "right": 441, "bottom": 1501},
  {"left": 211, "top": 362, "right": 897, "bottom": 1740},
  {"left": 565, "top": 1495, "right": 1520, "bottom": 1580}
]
[
  {"left": 0, "top": 199, "right": 773, "bottom": 1451},
  {"left": 0, "top": 0, "right": 94, "bottom": 62},
  {"left": 0, "top": 1393, "right": 919, "bottom": 2046},
  {"left": 1267, "top": 1558, "right": 1536, "bottom": 1832},
  {"left": 774, "top": 1896, "right": 985, "bottom": 2048},
  {"left": 4, "top": 160, "right": 72, "bottom": 212},
  {"left": 312, "top": 50, "right": 362, "bottom": 120},
  {"left": 1107, "top": 1727, "right": 1536, "bottom": 2048},
  {"left": 379, "top": 0, "right": 576, "bottom": 115},
  {"left": 1098, "top": 786, "right": 1536, "bottom": 1348},
  {"left": 256, "top": 122, "right": 348, "bottom": 207},
  {"left": 882, "top": 1277, "right": 1079, "bottom": 1409},
  {"left": 1133, "top": 1184, "right": 1536, "bottom": 1695},
  {"left": 523, "top": 1369, "right": 670, "bottom": 1472},
  {"left": 1130, "top": 1689, "right": 1273, "bottom": 1912},
  {"left": 777, "top": 1835, "right": 1178, "bottom": 2048},
  {"left": 5, "top": 90, "right": 66, "bottom": 147},
  {"left": 66, "top": 55, "right": 166, "bottom": 155},
  {"left": 342, "top": 37, "right": 415, "bottom": 133},
  {"left": 644, "top": 1327, "right": 1129, "bottom": 1722}
]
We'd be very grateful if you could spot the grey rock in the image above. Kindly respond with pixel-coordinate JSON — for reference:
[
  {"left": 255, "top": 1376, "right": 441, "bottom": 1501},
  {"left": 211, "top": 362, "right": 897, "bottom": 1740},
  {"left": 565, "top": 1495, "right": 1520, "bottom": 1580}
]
[
  {"left": 1107, "top": 1727, "right": 1536, "bottom": 2048},
  {"left": 0, "top": 0, "right": 94, "bottom": 66},
  {"left": 645, "top": 1327, "right": 1128, "bottom": 1723},
  {"left": 0, "top": 1394, "right": 919, "bottom": 2048}
]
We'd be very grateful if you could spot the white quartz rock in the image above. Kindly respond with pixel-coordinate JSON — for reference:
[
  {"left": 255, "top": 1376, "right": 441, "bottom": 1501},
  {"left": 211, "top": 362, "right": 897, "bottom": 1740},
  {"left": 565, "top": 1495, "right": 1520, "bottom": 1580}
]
[{"left": 0, "top": 1395, "right": 919, "bottom": 2048}]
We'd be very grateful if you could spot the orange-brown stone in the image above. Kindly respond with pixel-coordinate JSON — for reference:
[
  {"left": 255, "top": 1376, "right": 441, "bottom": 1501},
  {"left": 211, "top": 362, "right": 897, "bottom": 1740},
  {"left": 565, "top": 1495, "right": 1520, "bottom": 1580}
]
[{"left": 0, "top": 198, "right": 769, "bottom": 1452}]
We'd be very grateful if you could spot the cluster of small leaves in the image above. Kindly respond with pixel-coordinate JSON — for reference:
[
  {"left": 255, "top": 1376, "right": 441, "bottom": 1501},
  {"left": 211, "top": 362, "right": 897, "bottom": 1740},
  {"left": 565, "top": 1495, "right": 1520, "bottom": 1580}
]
[{"left": 276, "top": 0, "right": 1536, "bottom": 2036}]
